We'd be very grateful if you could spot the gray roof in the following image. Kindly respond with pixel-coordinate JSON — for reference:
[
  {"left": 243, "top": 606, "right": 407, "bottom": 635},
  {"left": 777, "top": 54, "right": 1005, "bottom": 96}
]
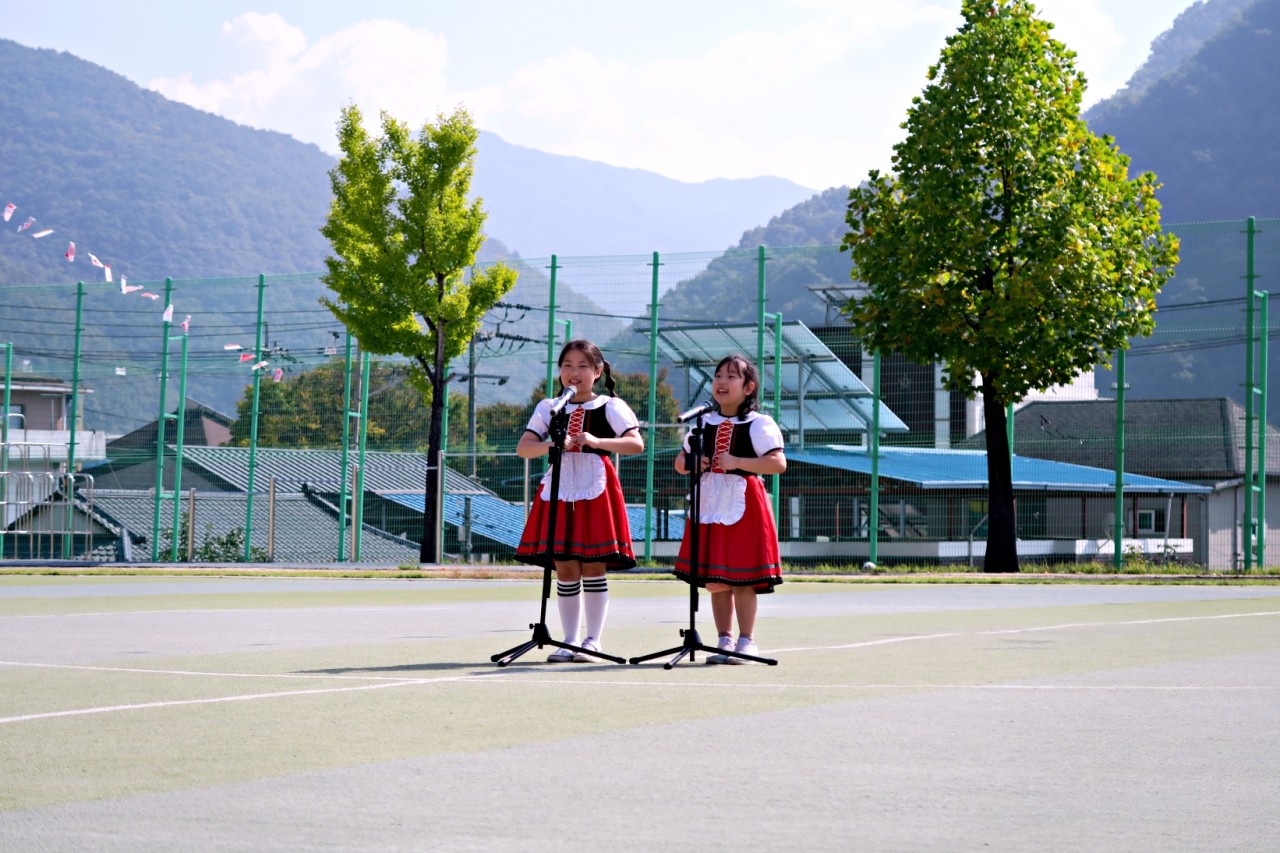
[
  {"left": 959, "top": 398, "right": 1280, "bottom": 480},
  {"left": 86, "top": 489, "right": 421, "bottom": 564},
  {"left": 163, "top": 446, "right": 493, "bottom": 495}
]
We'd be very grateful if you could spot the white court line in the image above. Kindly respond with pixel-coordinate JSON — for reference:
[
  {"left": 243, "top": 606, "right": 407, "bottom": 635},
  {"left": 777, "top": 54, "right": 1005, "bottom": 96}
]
[
  {"left": 769, "top": 609, "right": 1280, "bottom": 654},
  {"left": 0, "top": 660, "right": 425, "bottom": 682},
  {"left": 0, "top": 606, "right": 453, "bottom": 620},
  {"left": 2, "top": 609, "right": 1278, "bottom": 725},
  {"left": 479, "top": 677, "right": 1280, "bottom": 691},
  {"left": 0, "top": 677, "right": 475, "bottom": 725}
]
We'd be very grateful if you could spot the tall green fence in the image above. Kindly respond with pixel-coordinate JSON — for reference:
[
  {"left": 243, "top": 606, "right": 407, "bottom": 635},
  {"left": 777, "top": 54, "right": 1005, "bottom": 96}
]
[{"left": 1, "top": 217, "right": 1277, "bottom": 571}]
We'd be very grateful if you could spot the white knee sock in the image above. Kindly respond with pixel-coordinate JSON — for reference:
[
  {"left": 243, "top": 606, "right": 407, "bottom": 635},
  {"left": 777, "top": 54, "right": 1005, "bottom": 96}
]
[
  {"left": 582, "top": 576, "right": 609, "bottom": 643},
  {"left": 556, "top": 580, "right": 581, "bottom": 644}
]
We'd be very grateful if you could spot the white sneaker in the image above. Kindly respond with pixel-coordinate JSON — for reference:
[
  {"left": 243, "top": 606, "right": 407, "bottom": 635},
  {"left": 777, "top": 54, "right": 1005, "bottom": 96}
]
[
  {"left": 705, "top": 635, "right": 734, "bottom": 665},
  {"left": 547, "top": 647, "right": 575, "bottom": 663},
  {"left": 725, "top": 637, "right": 760, "bottom": 664},
  {"left": 573, "top": 638, "right": 605, "bottom": 662}
]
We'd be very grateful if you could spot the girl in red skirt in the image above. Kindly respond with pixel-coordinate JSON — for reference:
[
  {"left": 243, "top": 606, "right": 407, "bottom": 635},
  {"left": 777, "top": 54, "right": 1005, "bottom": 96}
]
[
  {"left": 674, "top": 353, "right": 786, "bottom": 664},
  {"left": 515, "top": 339, "right": 644, "bottom": 662}
]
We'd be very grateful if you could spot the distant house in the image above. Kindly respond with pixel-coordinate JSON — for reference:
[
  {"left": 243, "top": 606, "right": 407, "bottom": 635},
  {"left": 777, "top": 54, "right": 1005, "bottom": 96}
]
[
  {"left": 959, "top": 397, "right": 1280, "bottom": 569},
  {"left": 2, "top": 371, "right": 107, "bottom": 529}
]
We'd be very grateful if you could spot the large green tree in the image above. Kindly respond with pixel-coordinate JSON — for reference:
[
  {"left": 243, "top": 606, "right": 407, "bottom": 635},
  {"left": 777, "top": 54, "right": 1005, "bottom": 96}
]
[
  {"left": 321, "top": 105, "right": 517, "bottom": 563},
  {"left": 842, "top": 0, "right": 1179, "bottom": 571}
]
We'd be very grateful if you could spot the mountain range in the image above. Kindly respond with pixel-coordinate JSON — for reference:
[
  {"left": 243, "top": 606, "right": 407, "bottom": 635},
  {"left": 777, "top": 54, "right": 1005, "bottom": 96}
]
[{"left": 2, "top": 0, "right": 1279, "bottom": 430}]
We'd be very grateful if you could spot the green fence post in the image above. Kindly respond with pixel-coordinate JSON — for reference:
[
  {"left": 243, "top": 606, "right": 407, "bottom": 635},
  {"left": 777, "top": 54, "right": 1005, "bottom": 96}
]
[
  {"left": 1256, "top": 291, "right": 1268, "bottom": 569},
  {"left": 63, "top": 281, "right": 84, "bottom": 558},
  {"left": 168, "top": 331, "right": 190, "bottom": 561},
  {"left": 545, "top": 255, "right": 558, "bottom": 397},
  {"left": 756, "top": 246, "right": 767, "bottom": 375},
  {"left": 1114, "top": 348, "right": 1126, "bottom": 571},
  {"left": 337, "top": 333, "right": 354, "bottom": 562},
  {"left": 769, "top": 312, "right": 783, "bottom": 522},
  {"left": 243, "top": 273, "right": 267, "bottom": 561},
  {"left": 151, "top": 277, "right": 174, "bottom": 560},
  {"left": 644, "top": 251, "right": 661, "bottom": 563},
  {"left": 2, "top": 342, "right": 12, "bottom": 557},
  {"left": 355, "top": 350, "right": 371, "bottom": 561},
  {"left": 1243, "top": 217, "right": 1259, "bottom": 570}
]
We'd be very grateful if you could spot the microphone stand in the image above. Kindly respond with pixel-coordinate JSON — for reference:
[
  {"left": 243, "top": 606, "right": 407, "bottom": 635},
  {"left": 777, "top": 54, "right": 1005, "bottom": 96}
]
[
  {"left": 492, "top": 406, "right": 625, "bottom": 667},
  {"left": 629, "top": 411, "right": 775, "bottom": 668}
]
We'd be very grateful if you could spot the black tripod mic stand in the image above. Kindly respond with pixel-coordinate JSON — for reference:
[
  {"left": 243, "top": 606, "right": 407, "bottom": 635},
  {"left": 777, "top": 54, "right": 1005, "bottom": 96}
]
[
  {"left": 629, "top": 411, "right": 776, "bottom": 668},
  {"left": 492, "top": 406, "right": 625, "bottom": 667}
]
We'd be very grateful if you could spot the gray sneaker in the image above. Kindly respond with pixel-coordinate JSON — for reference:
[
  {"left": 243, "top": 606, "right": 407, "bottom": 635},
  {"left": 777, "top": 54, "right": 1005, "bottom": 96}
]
[
  {"left": 725, "top": 637, "right": 760, "bottom": 664},
  {"left": 546, "top": 647, "right": 575, "bottom": 663},
  {"left": 705, "top": 635, "right": 735, "bottom": 665},
  {"left": 573, "top": 638, "right": 605, "bottom": 662}
]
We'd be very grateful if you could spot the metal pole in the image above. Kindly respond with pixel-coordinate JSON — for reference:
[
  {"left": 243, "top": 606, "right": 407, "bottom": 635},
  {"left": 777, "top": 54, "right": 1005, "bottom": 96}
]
[
  {"left": 1244, "top": 217, "right": 1257, "bottom": 569},
  {"left": 169, "top": 332, "right": 190, "bottom": 561},
  {"left": 337, "top": 333, "right": 354, "bottom": 562},
  {"left": 1256, "top": 291, "right": 1268, "bottom": 568},
  {"left": 151, "top": 278, "right": 174, "bottom": 560},
  {"left": 546, "top": 255, "right": 558, "bottom": 398},
  {"left": 63, "top": 281, "right": 85, "bottom": 558},
  {"left": 354, "top": 351, "right": 371, "bottom": 561},
  {"left": 756, "top": 245, "right": 766, "bottom": 379},
  {"left": 267, "top": 476, "right": 276, "bottom": 562},
  {"left": 769, "top": 312, "right": 782, "bottom": 521},
  {"left": 1114, "top": 348, "right": 1126, "bottom": 571},
  {"left": 185, "top": 488, "right": 196, "bottom": 561},
  {"left": 1, "top": 342, "right": 11, "bottom": 557},
  {"left": 644, "top": 251, "right": 660, "bottom": 562},
  {"left": 869, "top": 351, "right": 881, "bottom": 566},
  {"left": 244, "top": 273, "right": 267, "bottom": 560}
]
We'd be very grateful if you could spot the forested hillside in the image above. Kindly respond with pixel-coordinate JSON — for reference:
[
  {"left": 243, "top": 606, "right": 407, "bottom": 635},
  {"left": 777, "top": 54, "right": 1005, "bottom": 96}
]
[{"left": 1085, "top": 0, "right": 1279, "bottom": 221}]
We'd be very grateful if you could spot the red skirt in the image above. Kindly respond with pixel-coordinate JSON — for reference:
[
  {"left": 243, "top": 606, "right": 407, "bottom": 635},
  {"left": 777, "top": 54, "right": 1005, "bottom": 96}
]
[
  {"left": 674, "top": 476, "right": 782, "bottom": 592},
  {"left": 515, "top": 457, "right": 636, "bottom": 570}
]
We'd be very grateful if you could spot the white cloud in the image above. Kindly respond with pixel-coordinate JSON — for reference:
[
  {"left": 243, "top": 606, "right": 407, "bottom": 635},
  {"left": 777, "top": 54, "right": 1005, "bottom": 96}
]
[
  {"left": 150, "top": 14, "right": 455, "bottom": 151},
  {"left": 1032, "top": 0, "right": 1129, "bottom": 104},
  {"left": 140, "top": 1, "right": 1161, "bottom": 188}
]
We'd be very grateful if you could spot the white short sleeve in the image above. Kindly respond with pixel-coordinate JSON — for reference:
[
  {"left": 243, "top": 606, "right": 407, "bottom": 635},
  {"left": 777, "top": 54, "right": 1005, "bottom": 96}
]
[
  {"left": 749, "top": 413, "right": 785, "bottom": 456},
  {"left": 523, "top": 398, "right": 554, "bottom": 441},
  {"left": 604, "top": 396, "right": 640, "bottom": 435}
]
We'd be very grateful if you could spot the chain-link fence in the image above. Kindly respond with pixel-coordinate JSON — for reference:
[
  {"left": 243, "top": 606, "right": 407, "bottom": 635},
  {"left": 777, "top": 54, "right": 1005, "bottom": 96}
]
[{"left": 2, "top": 217, "right": 1277, "bottom": 570}]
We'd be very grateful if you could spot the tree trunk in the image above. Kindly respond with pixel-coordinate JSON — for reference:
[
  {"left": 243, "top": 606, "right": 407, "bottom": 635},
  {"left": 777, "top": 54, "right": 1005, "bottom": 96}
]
[
  {"left": 982, "top": 388, "right": 1020, "bottom": 572},
  {"left": 418, "top": 316, "right": 447, "bottom": 564}
]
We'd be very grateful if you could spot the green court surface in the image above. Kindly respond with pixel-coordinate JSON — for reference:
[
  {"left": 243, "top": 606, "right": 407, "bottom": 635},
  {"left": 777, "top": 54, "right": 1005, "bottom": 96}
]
[{"left": 2, "top": 574, "right": 1278, "bottom": 851}]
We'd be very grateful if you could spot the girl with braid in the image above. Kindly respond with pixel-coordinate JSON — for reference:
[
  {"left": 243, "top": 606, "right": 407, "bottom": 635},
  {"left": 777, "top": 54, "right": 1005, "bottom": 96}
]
[
  {"left": 515, "top": 339, "right": 644, "bottom": 662},
  {"left": 674, "top": 354, "right": 786, "bottom": 663}
]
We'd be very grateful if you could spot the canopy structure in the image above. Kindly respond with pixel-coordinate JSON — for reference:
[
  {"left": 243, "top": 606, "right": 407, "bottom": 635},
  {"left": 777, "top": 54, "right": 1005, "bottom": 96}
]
[
  {"left": 643, "top": 320, "right": 908, "bottom": 443},
  {"left": 788, "top": 446, "right": 1212, "bottom": 494}
]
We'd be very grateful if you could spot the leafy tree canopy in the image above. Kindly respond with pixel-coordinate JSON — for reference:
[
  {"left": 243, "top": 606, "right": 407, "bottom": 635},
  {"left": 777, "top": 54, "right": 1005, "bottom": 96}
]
[{"left": 843, "top": 0, "right": 1179, "bottom": 409}]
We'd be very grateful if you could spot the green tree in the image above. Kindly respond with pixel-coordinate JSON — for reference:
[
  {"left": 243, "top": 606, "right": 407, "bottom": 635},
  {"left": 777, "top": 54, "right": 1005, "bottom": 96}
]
[
  {"left": 230, "top": 360, "right": 434, "bottom": 450},
  {"left": 321, "top": 105, "right": 517, "bottom": 562},
  {"left": 841, "top": 0, "right": 1178, "bottom": 571}
]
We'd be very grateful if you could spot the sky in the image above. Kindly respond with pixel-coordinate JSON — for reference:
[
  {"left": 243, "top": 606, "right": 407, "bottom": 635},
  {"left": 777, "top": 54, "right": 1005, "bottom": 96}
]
[{"left": 7, "top": 0, "right": 1198, "bottom": 190}]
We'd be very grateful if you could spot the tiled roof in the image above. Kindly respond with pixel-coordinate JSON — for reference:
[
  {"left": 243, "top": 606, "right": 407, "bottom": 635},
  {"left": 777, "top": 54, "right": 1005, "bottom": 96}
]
[
  {"left": 107, "top": 399, "right": 235, "bottom": 452},
  {"left": 86, "top": 489, "right": 421, "bottom": 564},
  {"left": 958, "top": 398, "right": 1280, "bottom": 480},
  {"left": 151, "top": 446, "right": 493, "bottom": 495}
]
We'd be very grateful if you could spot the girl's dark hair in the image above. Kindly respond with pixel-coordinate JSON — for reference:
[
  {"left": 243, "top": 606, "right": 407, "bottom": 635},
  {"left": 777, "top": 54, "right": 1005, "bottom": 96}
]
[
  {"left": 716, "top": 353, "right": 759, "bottom": 416},
  {"left": 558, "top": 338, "right": 616, "bottom": 394}
]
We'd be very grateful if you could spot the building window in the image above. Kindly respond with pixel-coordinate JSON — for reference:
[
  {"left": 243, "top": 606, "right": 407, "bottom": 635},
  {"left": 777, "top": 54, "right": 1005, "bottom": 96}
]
[{"left": 1136, "top": 509, "right": 1165, "bottom": 535}]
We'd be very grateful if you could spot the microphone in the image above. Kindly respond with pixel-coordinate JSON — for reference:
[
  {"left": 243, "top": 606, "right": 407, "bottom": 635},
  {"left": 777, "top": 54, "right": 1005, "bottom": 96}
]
[
  {"left": 548, "top": 385, "right": 578, "bottom": 416},
  {"left": 677, "top": 400, "right": 717, "bottom": 423}
]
